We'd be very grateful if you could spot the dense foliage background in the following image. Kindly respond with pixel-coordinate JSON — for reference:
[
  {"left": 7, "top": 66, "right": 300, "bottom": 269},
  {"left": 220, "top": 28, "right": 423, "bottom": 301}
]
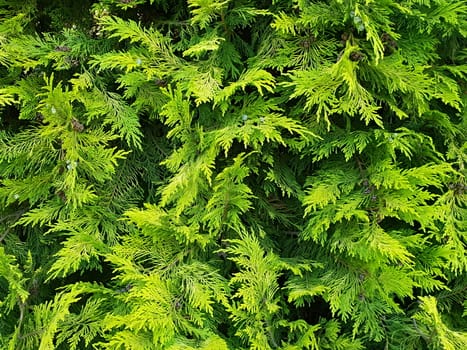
[{"left": 0, "top": 0, "right": 466, "bottom": 349}]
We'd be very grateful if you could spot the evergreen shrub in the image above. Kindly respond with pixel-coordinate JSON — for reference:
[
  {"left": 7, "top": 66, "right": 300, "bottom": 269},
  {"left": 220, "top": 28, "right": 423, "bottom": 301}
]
[{"left": 0, "top": 0, "right": 466, "bottom": 349}]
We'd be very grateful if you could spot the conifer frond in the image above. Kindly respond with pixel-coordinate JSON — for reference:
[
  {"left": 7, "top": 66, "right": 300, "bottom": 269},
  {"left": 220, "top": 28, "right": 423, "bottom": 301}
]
[
  {"left": 80, "top": 88, "right": 143, "bottom": 149},
  {"left": 34, "top": 289, "right": 82, "bottom": 350},
  {"left": 271, "top": 12, "right": 297, "bottom": 35},
  {"left": 0, "top": 247, "right": 29, "bottom": 310},
  {"left": 413, "top": 296, "right": 467, "bottom": 349},
  {"left": 182, "top": 34, "right": 224, "bottom": 58},
  {"left": 224, "top": 234, "right": 283, "bottom": 349},
  {"left": 15, "top": 202, "right": 65, "bottom": 227},
  {"left": 55, "top": 297, "right": 105, "bottom": 350},
  {"left": 99, "top": 16, "right": 170, "bottom": 51},
  {"left": 286, "top": 274, "right": 327, "bottom": 307},
  {"left": 0, "top": 88, "right": 14, "bottom": 107},
  {"left": 173, "top": 62, "right": 223, "bottom": 105},
  {"left": 215, "top": 68, "right": 276, "bottom": 106},
  {"left": 47, "top": 229, "right": 107, "bottom": 280},
  {"left": 202, "top": 153, "right": 254, "bottom": 234},
  {"left": 187, "top": 0, "right": 230, "bottom": 29}
]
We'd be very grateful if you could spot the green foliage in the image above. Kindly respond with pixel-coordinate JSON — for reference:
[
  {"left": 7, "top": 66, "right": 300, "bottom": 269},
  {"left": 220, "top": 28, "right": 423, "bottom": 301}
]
[{"left": 0, "top": 0, "right": 466, "bottom": 349}]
